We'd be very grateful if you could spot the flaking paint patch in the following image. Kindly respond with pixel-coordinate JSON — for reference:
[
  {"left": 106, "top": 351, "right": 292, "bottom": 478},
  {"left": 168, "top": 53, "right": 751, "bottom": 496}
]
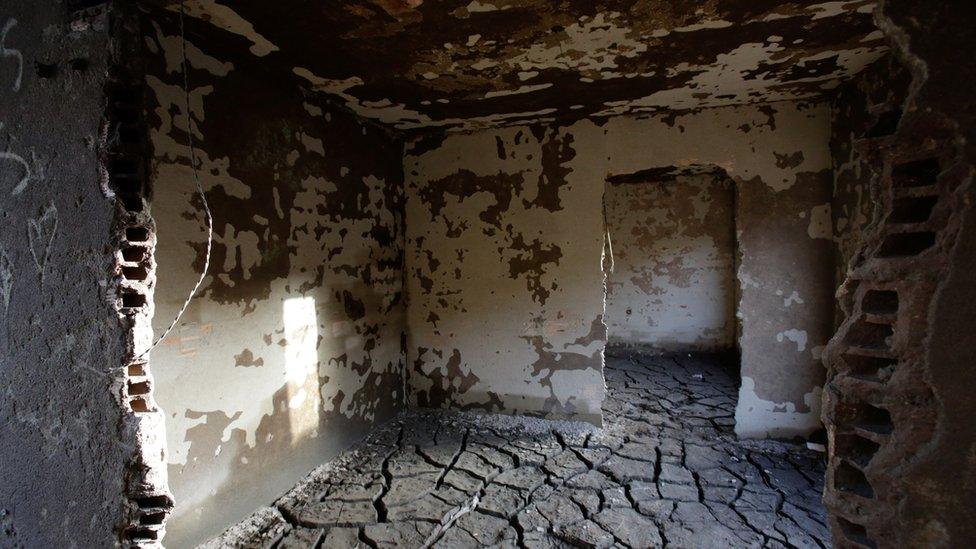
[
  {"left": 483, "top": 83, "right": 553, "bottom": 98},
  {"left": 734, "top": 377, "right": 823, "bottom": 438},
  {"left": 170, "top": 0, "right": 279, "bottom": 57},
  {"left": 776, "top": 328, "right": 809, "bottom": 352},
  {"left": 807, "top": 202, "right": 832, "bottom": 239},
  {"left": 233, "top": 349, "right": 265, "bottom": 368},
  {"left": 150, "top": 20, "right": 233, "bottom": 76},
  {"left": 781, "top": 290, "right": 804, "bottom": 307},
  {"left": 808, "top": 0, "right": 875, "bottom": 20},
  {"left": 548, "top": 368, "right": 605, "bottom": 422},
  {"left": 292, "top": 67, "right": 433, "bottom": 128},
  {"left": 404, "top": 119, "right": 607, "bottom": 421}
]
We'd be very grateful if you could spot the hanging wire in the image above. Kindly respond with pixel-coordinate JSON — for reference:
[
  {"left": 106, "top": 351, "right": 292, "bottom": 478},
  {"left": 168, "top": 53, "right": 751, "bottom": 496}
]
[
  {"left": 603, "top": 198, "right": 614, "bottom": 273},
  {"left": 132, "top": 0, "right": 213, "bottom": 364}
]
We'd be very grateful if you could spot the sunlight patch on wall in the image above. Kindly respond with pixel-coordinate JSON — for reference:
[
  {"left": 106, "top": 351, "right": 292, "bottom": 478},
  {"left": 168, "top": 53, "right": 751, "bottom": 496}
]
[{"left": 283, "top": 296, "right": 320, "bottom": 441}]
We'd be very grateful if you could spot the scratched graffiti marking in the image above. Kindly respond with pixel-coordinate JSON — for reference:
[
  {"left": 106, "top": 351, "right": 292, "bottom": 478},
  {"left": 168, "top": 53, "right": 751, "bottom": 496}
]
[
  {"left": 0, "top": 123, "right": 51, "bottom": 196},
  {"left": 0, "top": 149, "right": 29, "bottom": 195},
  {"left": 27, "top": 203, "right": 57, "bottom": 285},
  {"left": 24, "top": 149, "right": 49, "bottom": 193},
  {"left": 0, "top": 122, "right": 30, "bottom": 195},
  {"left": 0, "top": 246, "right": 11, "bottom": 314},
  {"left": 1, "top": 19, "right": 22, "bottom": 92}
]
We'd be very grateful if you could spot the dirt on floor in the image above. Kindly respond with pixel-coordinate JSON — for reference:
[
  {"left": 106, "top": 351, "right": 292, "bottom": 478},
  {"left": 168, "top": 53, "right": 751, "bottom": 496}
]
[{"left": 205, "top": 350, "right": 829, "bottom": 548}]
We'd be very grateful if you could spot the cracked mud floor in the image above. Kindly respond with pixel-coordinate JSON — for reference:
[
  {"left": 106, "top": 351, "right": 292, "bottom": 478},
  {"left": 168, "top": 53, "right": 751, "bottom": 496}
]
[{"left": 208, "top": 351, "right": 829, "bottom": 548}]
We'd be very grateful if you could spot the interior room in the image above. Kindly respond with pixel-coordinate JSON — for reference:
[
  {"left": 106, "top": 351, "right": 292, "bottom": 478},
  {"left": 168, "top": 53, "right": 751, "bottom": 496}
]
[{"left": 2, "top": 1, "right": 974, "bottom": 548}]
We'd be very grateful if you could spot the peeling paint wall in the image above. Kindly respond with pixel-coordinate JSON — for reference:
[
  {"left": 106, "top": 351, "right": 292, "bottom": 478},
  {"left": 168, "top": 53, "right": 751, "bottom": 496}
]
[
  {"left": 403, "top": 100, "right": 833, "bottom": 438},
  {"left": 143, "top": 13, "right": 406, "bottom": 547},
  {"left": 606, "top": 101, "right": 834, "bottom": 439},
  {"left": 404, "top": 121, "right": 608, "bottom": 424},
  {"left": 0, "top": 2, "right": 137, "bottom": 546},
  {"left": 605, "top": 172, "right": 736, "bottom": 350}
]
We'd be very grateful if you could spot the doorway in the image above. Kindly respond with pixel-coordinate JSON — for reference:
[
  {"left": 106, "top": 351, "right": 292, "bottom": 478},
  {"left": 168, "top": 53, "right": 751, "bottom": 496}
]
[{"left": 604, "top": 170, "right": 737, "bottom": 355}]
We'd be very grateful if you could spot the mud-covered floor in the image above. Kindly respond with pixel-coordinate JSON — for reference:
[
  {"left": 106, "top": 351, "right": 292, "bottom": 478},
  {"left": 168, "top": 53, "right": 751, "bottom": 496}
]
[{"left": 208, "top": 351, "right": 829, "bottom": 548}]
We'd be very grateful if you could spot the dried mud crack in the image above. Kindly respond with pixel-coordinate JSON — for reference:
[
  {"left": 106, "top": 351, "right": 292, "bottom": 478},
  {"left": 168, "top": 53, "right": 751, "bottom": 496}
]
[{"left": 211, "top": 350, "right": 829, "bottom": 548}]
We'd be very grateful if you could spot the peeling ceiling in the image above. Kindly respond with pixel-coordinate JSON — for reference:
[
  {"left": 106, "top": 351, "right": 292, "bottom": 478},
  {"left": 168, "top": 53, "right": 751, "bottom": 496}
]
[{"left": 147, "top": 0, "right": 887, "bottom": 131}]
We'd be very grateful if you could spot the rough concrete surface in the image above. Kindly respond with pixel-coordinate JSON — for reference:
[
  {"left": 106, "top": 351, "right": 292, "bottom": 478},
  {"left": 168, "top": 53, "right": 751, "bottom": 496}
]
[{"left": 210, "top": 350, "right": 829, "bottom": 548}]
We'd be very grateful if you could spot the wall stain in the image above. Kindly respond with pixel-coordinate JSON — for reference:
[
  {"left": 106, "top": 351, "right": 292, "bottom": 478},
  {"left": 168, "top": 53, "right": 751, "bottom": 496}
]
[
  {"left": 233, "top": 349, "right": 265, "bottom": 368},
  {"left": 507, "top": 233, "right": 562, "bottom": 305},
  {"left": 418, "top": 168, "right": 525, "bottom": 231}
]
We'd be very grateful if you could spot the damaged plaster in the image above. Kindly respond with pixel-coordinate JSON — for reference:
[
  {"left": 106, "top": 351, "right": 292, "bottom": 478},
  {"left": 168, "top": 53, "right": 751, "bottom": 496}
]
[
  {"left": 144, "top": 14, "right": 406, "bottom": 547},
  {"left": 9, "top": 2, "right": 976, "bottom": 549},
  {"left": 605, "top": 171, "right": 737, "bottom": 350},
  {"left": 402, "top": 100, "right": 835, "bottom": 439},
  {"left": 735, "top": 377, "right": 824, "bottom": 438},
  {"left": 143, "top": 0, "right": 887, "bottom": 131},
  {"left": 404, "top": 120, "right": 608, "bottom": 424}
]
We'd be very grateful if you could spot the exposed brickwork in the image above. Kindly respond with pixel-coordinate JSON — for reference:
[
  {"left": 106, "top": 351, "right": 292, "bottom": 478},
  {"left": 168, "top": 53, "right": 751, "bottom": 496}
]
[{"left": 823, "top": 48, "right": 972, "bottom": 547}]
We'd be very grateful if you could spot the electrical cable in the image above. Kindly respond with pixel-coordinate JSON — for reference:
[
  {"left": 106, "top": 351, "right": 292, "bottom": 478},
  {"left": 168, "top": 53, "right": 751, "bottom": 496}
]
[
  {"left": 603, "top": 198, "right": 614, "bottom": 273},
  {"left": 131, "top": 0, "right": 213, "bottom": 363}
]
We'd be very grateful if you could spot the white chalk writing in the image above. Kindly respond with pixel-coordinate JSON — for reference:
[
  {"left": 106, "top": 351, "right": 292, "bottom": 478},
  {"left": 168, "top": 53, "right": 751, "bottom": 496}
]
[
  {"left": 0, "top": 246, "right": 11, "bottom": 314},
  {"left": 1, "top": 19, "right": 22, "bottom": 92},
  {"left": 0, "top": 149, "right": 30, "bottom": 195},
  {"left": 27, "top": 203, "right": 57, "bottom": 286}
]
